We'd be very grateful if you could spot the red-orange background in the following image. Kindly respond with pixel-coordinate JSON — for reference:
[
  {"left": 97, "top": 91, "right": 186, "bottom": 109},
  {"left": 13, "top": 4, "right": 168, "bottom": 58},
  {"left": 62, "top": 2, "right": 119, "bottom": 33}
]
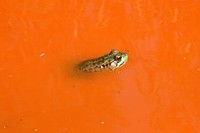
[{"left": 0, "top": 1, "right": 200, "bottom": 133}]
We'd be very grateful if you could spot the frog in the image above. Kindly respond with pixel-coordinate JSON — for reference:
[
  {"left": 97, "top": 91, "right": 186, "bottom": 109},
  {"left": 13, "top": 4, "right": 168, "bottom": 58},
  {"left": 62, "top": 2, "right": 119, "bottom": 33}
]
[{"left": 77, "top": 49, "right": 128, "bottom": 72}]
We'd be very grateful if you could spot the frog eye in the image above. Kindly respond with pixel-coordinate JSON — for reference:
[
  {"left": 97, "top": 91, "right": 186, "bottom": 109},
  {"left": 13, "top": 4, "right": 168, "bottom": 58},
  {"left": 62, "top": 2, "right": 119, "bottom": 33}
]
[
  {"left": 114, "top": 55, "right": 122, "bottom": 60},
  {"left": 111, "top": 50, "right": 118, "bottom": 54}
]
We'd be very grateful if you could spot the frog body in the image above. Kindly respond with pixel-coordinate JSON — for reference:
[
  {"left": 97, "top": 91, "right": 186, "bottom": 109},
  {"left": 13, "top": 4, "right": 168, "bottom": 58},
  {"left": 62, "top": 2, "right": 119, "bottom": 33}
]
[{"left": 78, "top": 49, "right": 128, "bottom": 72}]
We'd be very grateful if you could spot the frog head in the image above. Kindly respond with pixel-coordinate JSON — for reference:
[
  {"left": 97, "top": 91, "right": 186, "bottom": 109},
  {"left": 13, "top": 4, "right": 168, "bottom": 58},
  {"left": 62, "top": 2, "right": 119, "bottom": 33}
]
[{"left": 109, "top": 49, "right": 128, "bottom": 70}]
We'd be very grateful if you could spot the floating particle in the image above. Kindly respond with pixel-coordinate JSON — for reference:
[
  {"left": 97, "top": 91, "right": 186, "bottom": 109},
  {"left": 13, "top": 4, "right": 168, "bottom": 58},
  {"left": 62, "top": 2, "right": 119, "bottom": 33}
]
[
  {"left": 34, "top": 128, "right": 38, "bottom": 132},
  {"left": 40, "top": 53, "right": 45, "bottom": 57}
]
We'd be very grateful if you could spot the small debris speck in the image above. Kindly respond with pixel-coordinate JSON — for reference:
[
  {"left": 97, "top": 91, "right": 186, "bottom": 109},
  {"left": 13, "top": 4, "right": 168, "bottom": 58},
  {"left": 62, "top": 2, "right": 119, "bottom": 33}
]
[
  {"left": 34, "top": 128, "right": 38, "bottom": 132},
  {"left": 101, "top": 121, "right": 105, "bottom": 125},
  {"left": 40, "top": 53, "right": 45, "bottom": 57},
  {"left": 9, "top": 75, "right": 12, "bottom": 78},
  {"left": 3, "top": 125, "right": 7, "bottom": 128}
]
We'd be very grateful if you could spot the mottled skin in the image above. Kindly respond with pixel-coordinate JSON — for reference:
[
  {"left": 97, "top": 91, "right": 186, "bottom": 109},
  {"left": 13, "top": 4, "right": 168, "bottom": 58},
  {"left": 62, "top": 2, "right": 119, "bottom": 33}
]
[{"left": 78, "top": 49, "right": 128, "bottom": 72}]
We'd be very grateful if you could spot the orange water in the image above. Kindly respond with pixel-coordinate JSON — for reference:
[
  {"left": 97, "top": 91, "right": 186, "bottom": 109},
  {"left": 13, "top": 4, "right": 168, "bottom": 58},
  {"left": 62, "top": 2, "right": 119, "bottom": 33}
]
[{"left": 0, "top": 1, "right": 200, "bottom": 133}]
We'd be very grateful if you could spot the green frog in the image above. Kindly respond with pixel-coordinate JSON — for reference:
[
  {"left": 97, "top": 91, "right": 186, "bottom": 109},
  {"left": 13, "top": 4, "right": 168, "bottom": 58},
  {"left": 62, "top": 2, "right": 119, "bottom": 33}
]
[{"left": 78, "top": 49, "right": 128, "bottom": 72}]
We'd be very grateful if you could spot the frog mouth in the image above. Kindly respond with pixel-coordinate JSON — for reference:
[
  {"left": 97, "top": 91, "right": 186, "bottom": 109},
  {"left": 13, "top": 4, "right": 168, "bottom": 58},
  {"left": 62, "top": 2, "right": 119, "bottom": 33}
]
[{"left": 118, "top": 61, "right": 125, "bottom": 67}]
